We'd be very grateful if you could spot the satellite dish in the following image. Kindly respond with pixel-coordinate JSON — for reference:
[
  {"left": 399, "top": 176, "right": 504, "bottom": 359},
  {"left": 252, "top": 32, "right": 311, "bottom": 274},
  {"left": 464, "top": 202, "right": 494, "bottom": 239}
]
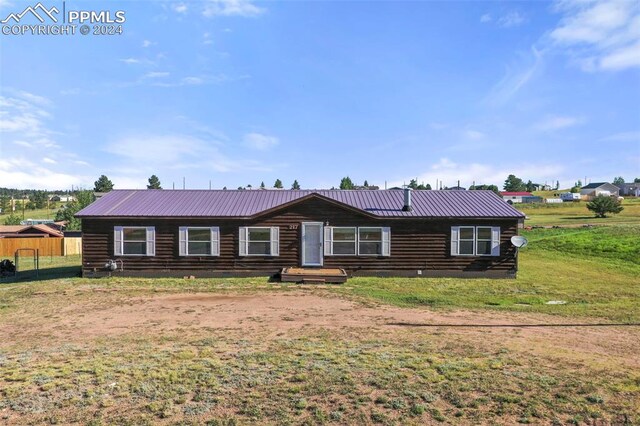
[{"left": 511, "top": 236, "right": 528, "bottom": 248}]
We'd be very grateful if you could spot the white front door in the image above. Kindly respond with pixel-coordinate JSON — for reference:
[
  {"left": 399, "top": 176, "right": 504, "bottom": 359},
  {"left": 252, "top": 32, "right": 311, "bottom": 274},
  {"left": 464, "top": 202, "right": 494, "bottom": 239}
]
[{"left": 302, "top": 222, "right": 323, "bottom": 266}]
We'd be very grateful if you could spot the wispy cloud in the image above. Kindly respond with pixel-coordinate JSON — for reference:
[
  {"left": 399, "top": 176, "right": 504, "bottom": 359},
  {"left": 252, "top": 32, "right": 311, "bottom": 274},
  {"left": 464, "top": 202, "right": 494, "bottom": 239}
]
[
  {"left": 144, "top": 71, "right": 170, "bottom": 79},
  {"left": 498, "top": 11, "right": 525, "bottom": 28},
  {"left": 464, "top": 129, "right": 485, "bottom": 140},
  {"left": 141, "top": 40, "right": 155, "bottom": 48},
  {"left": 202, "top": 0, "right": 265, "bottom": 18},
  {"left": 243, "top": 132, "right": 279, "bottom": 151},
  {"left": 389, "top": 157, "right": 564, "bottom": 189},
  {"left": 104, "top": 133, "right": 274, "bottom": 179},
  {"left": 484, "top": 46, "right": 543, "bottom": 106},
  {"left": 480, "top": 13, "right": 491, "bottom": 23},
  {"left": 549, "top": 0, "right": 640, "bottom": 71},
  {"left": 599, "top": 131, "right": 640, "bottom": 142},
  {"left": 172, "top": 3, "right": 188, "bottom": 14},
  {"left": 535, "top": 115, "right": 585, "bottom": 131}
]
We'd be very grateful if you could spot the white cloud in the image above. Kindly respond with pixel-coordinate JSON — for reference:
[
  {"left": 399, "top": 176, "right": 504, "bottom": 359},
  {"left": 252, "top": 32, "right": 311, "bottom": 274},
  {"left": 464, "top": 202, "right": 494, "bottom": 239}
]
[
  {"left": 389, "top": 157, "right": 564, "bottom": 189},
  {"left": 144, "top": 71, "right": 170, "bottom": 78},
  {"left": 464, "top": 130, "right": 485, "bottom": 140},
  {"left": 480, "top": 13, "right": 492, "bottom": 23},
  {"left": 43, "top": 157, "right": 56, "bottom": 164},
  {"left": 172, "top": 3, "right": 188, "bottom": 14},
  {"left": 104, "top": 133, "right": 274, "bottom": 176},
  {"left": 202, "top": 0, "right": 265, "bottom": 18},
  {"left": 549, "top": 0, "right": 640, "bottom": 71},
  {"left": 0, "top": 157, "right": 90, "bottom": 190},
  {"left": 141, "top": 40, "right": 155, "bottom": 48},
  {"left": 120, "top": 58, "right": 141, "bottom": 64},
  {"left": 498, "top": 11, "right": 525, "bottom": 27},
  {"left": 181, "top": 76, "right": 203, "bottom": 85},
  {"left": 535, "top": 115, "right": 585, "bottom": 131},
  {"left": 599, "top": 131, "right": 640, "bottom": 142},
  {"left": 243, "top": 132, "right": 279, "bottom": 150},
  {"left": 485, "top": 46, "right": 543, "bottom": 106}
]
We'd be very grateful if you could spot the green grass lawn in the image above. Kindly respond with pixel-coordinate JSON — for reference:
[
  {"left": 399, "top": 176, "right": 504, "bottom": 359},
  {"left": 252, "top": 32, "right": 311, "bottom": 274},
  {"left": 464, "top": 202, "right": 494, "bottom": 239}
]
[{"left": 517, "top": 198, "right": 640, "bottom": 226}]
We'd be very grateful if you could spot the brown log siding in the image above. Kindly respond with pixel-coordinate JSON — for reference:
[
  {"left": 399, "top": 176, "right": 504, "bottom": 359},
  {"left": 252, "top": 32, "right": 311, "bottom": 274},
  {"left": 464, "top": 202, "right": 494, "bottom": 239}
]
[{"left": 81, "top": 198, "right": 519, "bottom": 277}]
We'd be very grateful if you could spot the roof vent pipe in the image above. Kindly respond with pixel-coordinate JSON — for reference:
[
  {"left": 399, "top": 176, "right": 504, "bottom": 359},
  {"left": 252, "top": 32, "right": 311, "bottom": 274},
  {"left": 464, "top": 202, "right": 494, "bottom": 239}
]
[{"left": 402, "top": 187, "right": 413, "bottom": 212}]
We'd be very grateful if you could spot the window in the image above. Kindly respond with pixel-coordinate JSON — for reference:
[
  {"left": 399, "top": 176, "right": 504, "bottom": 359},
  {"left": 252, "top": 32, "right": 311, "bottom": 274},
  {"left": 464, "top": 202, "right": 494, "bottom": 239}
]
[
  {"left": 114, "top": 226, "right": 155, "bottom": 256},
  {"left": 179, "top": 227, "right": 220, "bottom": 256},
  {"left": 458, "top": 227, "right": 475, "bottom": 255},
  {"left": 239, "top": 227, "right": 279, "bottom": 256},
  {"left": 332, "top": 227, "right": 356, "bottom": 255},
  {"left": 359, "top": 227, "right": 383, "bottom": 255},
  {"left": 476, "top": 227, "right": 493, "bottom": 256},
  {"left": 451, "top": 226, "right": 500, "bottom": 256},
  {"left": 324, "top": 226, "right": 390, "bottom": 256}
]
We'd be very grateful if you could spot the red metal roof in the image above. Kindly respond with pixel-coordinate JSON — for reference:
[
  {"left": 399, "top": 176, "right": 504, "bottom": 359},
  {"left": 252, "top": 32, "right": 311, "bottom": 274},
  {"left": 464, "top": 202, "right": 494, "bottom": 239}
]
[{"left": 76, "top": 189, "right": 524, "bottom": 219}]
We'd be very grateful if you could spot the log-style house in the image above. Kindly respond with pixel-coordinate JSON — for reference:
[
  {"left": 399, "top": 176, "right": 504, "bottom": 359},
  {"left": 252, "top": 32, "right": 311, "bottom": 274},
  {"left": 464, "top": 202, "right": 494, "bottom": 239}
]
[{"left": 76, "top": 188, "right": 525, "bottom": 278}]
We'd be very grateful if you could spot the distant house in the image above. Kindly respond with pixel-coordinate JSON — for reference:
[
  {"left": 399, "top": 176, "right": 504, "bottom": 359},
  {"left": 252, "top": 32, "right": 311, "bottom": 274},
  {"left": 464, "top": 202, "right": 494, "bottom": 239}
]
[
  {"left": 0, "top": 224, "right": 64, "bottom": 238},
  {"left": 499, "top": 192, "right": 541, "bottom": 204},
  {"left": 49, "top": 195, "right": 75, "bottom": 203},
  {"left": 580, "top": 183, "right": 620, "bottom": 199},
  {"left": 76, "top": 189, "right": 525, "bottom": 279},
  {"left": 614, "top": 183, "right": 640, "bottom": 197}
]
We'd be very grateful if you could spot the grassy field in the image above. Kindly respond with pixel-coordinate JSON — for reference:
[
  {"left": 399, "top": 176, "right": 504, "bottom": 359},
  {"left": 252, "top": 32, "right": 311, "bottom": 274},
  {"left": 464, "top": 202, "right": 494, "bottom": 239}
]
[
  {"left": 0, "top": 226, "right": 638, "bottom": 424},
  {"left": 517, "top": 197, "right": 640, "bottom": 226}
]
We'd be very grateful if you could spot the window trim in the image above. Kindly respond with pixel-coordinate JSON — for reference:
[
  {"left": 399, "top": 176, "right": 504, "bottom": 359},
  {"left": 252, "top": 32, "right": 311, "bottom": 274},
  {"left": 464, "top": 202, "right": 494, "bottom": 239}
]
[
  {"left": 115, "top": 226, "right": 155, "bottom": 257},
  {"left": 457, "top": 226, "right": 476, "bottom": 256},
  {"left": 324, "top": 226, "right": 390, "bottom": 257},
  {"left": 330, "top": 227, "right": 357, "bottom": 256},
  {"left": 475, "top": 226, "right": 493, "bottom": 256},
  {"left": 240, "top": 226, "right": 280, "bottom": 257},
  {"left": 451, "top": 226, "right": 500, "bottom": 257},
  {"left": 179, "top": 226, "right": 220, "bottom": 257}
]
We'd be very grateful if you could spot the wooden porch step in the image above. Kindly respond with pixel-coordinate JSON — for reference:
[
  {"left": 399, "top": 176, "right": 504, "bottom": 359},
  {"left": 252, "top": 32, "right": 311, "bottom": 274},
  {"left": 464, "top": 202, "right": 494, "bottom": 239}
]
[{"left": 280, "top": 267, "right": 348, "bottom": 284}]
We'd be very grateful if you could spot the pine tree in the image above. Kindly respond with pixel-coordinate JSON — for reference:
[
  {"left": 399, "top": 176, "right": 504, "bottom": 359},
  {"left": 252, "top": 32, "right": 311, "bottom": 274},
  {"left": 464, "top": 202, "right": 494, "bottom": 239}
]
[
  {"left": 291, "top": 180, "right": 300, "bottom": 190},
  {"left": 339, "top": 177, "right": 354, "bottom": 190},
  {"left": 0, "top": 195, "right": 9, "bottom": 215},
  {"left": 147, "top": 175, "right": 162, "bottom": 189},
  {"left": 503, "top": 175, "right": 526, "bottom": 192},
  {"left": 273, "top": 179, "right": 283, "bottom": 189},
  {"left": 260, "top": 181, "right": 265, "bottom": 189},
  {"left": 363, "top": 180, "right": 369, "bottom": 187},
  {"left": 94, "top": 175, "right": 114, "bottom": 192}
]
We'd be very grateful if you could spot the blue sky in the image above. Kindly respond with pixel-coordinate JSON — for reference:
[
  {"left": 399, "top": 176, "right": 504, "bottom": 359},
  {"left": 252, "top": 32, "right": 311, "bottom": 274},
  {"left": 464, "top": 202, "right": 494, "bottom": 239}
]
[{"left": 1, "top": 0, "right": 639, "bottom": 190}]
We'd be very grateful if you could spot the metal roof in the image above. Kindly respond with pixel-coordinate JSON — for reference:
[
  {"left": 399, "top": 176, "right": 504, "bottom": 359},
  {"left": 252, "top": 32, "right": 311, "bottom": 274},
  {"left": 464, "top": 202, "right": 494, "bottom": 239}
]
[{"left": 76, "top": 189, "right": 525, "bottom": 219}]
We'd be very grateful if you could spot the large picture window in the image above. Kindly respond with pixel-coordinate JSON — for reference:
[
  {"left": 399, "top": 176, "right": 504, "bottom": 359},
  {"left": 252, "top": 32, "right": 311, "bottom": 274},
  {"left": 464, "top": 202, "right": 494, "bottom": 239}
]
[
  {"left": 239, "top": 227, "right": 279, "bottom": 256},
  {"left": 179, "top": 227, "right": 220, "bottom": 256},
  {"left": 324, "top": 226, "right": 390, "bottom": 256},
  {"left": 451, "top": 226, "right": 500, "bottom": 256},
  {"left": 114, "top": 226, "right": 155, "bottom": 256}
]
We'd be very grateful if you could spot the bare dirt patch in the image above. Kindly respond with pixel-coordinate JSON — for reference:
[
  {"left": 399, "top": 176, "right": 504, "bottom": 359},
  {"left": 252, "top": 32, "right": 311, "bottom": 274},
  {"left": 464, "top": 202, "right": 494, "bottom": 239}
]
[{"left": 4, "top": 290, "right": 637, "bottom": 371}]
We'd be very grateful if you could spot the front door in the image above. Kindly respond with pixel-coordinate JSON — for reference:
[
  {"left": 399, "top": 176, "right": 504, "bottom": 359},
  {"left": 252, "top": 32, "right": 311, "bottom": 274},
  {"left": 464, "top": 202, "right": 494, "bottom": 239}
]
[{"left": 301, "top": 222, "right": 323, "bottom": 266}]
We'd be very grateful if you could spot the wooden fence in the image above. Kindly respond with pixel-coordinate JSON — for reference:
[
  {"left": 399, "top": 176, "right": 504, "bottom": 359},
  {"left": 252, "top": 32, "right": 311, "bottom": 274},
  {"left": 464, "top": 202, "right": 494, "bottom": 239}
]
[{"left": 0, "top": 237, "right": 82, "bottom": 257}]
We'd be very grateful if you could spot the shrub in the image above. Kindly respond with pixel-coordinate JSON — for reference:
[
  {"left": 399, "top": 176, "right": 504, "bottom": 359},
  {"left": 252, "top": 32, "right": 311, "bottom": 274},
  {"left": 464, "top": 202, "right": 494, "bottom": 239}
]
[{"left": 586, "top": 195, "right": 623, "bottom": 218}]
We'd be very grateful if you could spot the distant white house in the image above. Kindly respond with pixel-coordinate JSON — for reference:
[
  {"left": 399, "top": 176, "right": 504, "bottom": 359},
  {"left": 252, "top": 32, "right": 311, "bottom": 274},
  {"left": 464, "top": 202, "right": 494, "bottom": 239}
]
[
  {"left": 579, "top": 182, "right": 620, "bottom": 199},
  {"left": 49, "top": 195, "right": 75, "bottom": 203}
]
